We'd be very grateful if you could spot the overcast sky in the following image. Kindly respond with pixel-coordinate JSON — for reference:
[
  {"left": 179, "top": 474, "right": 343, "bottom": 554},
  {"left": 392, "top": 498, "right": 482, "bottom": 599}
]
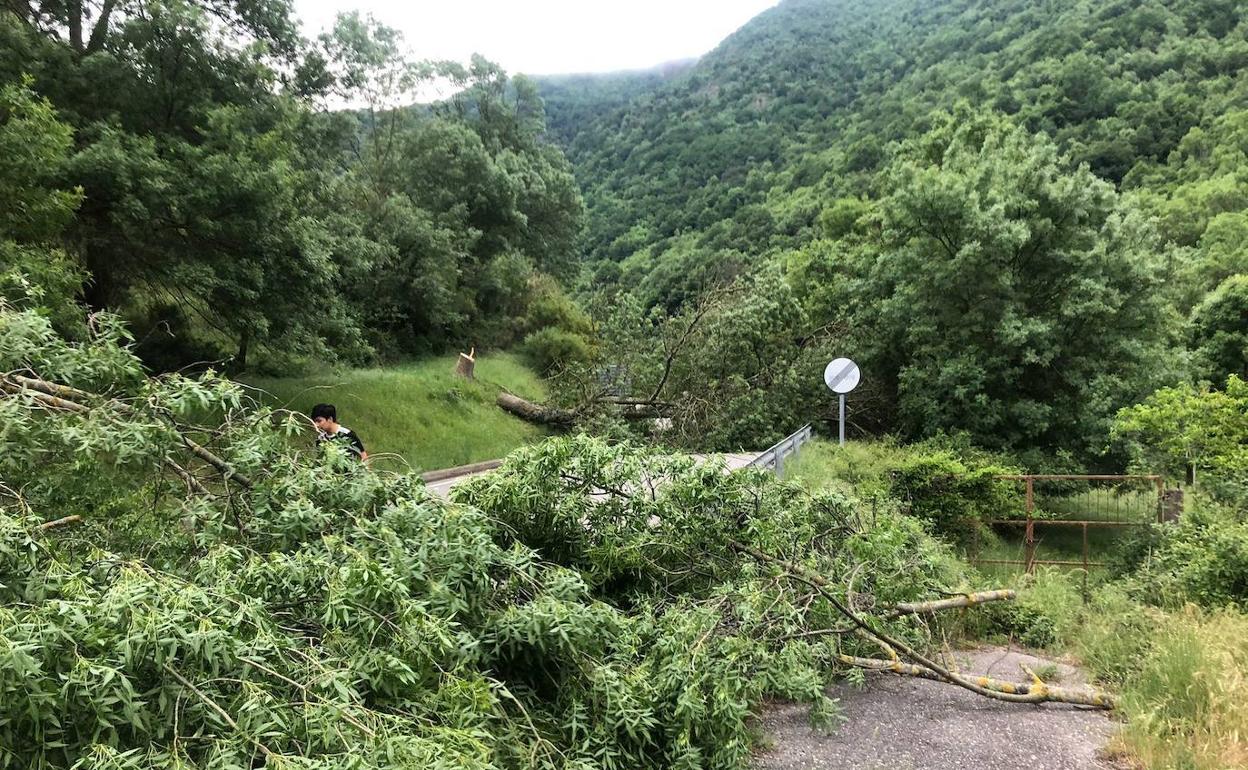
[{"left": 292, "top": 0, "right": 781, "bottom": 76}]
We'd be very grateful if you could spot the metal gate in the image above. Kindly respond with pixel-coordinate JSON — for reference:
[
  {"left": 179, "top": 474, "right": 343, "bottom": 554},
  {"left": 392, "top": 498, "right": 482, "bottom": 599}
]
[{"left": 970, "top": 475, "right": 1173, "bottom": 584}]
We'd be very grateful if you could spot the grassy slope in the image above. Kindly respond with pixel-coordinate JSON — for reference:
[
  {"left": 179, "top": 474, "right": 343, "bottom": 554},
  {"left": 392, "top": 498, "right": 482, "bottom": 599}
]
[{"left": 244, "top": 353, "right": 549, "bottom": 472}]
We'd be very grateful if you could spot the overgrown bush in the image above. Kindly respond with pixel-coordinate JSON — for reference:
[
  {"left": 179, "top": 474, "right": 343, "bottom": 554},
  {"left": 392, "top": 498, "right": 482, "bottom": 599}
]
[
  {"left": 520, "top": 326, "right": 593, "bottom": 373},
  {"left": 1125, "top": 500, "right": 1248, "bottom": 610},
  {"left": 887, "top": 450, "right": 1019, "bottom": 539}
]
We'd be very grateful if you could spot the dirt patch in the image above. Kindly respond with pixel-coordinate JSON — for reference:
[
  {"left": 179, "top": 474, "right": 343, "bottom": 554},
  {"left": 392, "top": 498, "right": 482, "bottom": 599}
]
[{"left": 755, "top": 647, "right": 1120, "bottom": 770}]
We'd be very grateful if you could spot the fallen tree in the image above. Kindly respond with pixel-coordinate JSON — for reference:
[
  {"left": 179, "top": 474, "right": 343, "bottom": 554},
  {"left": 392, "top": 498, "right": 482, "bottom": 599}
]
[
  {"left": 496, "top": 390, "right": 577, "bottom": 425},
  {"left": 730, "top": 542, "right": 1112, "bottom": 708},
  {"left": 0, "top": 302, "right": 1116, "bottom": 770},
  {"left": 835, "top": 655, "right": 1112, "bottom": 707}
]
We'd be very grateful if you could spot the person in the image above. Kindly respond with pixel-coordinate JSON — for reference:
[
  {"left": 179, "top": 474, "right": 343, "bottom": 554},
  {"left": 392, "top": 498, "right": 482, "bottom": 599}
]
[{"left": 310, "top": 403, "right": 367, "bottom": 461}]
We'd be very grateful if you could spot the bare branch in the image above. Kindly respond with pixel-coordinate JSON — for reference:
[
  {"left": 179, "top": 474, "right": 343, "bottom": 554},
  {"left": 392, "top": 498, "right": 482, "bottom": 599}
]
[
  {"left": 730, "top": 540, "right": 1113, "bottom": 708},
  {"left": 36, "top": 514, "right": 82, "bottom": 532}
]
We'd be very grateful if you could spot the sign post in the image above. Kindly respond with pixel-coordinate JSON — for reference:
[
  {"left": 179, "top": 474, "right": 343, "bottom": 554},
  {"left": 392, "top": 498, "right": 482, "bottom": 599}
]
[{"left": 823, "top": 358, "right": 860, "bottom": 446}]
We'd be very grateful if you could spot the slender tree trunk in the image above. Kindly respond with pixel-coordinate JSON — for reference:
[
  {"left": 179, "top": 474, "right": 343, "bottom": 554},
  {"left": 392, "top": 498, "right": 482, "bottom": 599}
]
[
  {"left": 81, "top": 269, "right": 114, "bottom": 313},
  {"left": 86, "top": 0, "right": 117, "bottom": 53},
  {"left": 235, "top": 329, "right": 250, "bottom": 372}
]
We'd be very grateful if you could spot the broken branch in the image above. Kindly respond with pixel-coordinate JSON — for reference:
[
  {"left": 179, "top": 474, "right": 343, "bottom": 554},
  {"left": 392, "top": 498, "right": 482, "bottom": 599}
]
[
  {"left": 837, "top": 654, "right": 1113, "bottom": 708},
  {"left": 2, "top": 373, "right": 253, "bottom": 490},
  {"left": 886, "top": 590, "right": 1016, "bottom": 617},
  {"left": 730, "top": 540, "right": 1113, "bottom": 708},
  {"left": 36, "top": 514, "right": 82, "bottom": 532}
]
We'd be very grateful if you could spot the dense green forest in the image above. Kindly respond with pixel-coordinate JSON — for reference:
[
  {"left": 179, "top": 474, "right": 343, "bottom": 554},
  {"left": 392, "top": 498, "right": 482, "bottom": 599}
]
[
  {"left": 4, "top": 0, "right": 1248, "bottom": 458},
  {"left": 533, "top": 0, "right": 1248, "bottom": 459}
]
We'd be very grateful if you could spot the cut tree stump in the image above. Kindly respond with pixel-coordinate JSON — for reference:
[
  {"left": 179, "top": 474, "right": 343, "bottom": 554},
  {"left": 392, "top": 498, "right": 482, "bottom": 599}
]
[{"left": 455, "top": 347, "right": 476, "bottom": 380}]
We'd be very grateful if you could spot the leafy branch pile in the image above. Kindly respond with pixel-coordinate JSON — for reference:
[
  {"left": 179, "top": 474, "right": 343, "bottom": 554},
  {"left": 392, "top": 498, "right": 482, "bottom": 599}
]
[{"left": 1, "top": 301, "right": 1103, "bottom": 769}]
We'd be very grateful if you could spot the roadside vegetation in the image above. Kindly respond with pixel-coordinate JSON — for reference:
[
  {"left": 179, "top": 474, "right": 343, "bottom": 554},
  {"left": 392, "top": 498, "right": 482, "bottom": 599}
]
[{"left": 789, "top": 437, "right": 1248, "bottom": 770}]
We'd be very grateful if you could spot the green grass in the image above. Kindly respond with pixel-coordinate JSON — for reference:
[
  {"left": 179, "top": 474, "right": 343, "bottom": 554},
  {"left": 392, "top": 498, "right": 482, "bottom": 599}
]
[
  {"left": 1032, "top": 487, "right": 1159, "bottom": 524},
  {"left": 1110, "top": 607, "right": 1248, "bottom": 769},
  {"left": 785, "top": 438, "right": 912, "bottom": 497},
  {"left": 243, "top": 353, "right": 550, "bottom": 472},
  {"left": 969, "top": 526, "right": 1124, "bottom": 586}
]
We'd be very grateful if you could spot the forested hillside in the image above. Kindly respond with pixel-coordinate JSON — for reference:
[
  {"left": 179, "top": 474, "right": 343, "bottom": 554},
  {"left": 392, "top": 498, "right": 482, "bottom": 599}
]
[
  {"left": 537, "top": 0, "right": 1248, "bottom": 459},
  {"left": 8, "top": 4, "right": 1248, "bottom": 768},
  {"left": 7, "top": 0, "right": 1248, "bottom": 458},
  {"left": 535, "top": 60, "right": 694, "bottom": 147},
  {"left": 545, "top": 0, "right": 1245, "bottom": 268}
]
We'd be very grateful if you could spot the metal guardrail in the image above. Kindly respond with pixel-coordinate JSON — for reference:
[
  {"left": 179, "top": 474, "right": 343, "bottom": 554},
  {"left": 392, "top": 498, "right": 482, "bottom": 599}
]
[{"left": 748, "top": 424, "right": 813, "bottom": 477}]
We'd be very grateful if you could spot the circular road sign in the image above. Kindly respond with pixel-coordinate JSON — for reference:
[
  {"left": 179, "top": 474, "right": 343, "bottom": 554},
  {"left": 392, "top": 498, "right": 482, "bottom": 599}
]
[{"left": 824, "top": 358, "right": 860, "bottom": 394}]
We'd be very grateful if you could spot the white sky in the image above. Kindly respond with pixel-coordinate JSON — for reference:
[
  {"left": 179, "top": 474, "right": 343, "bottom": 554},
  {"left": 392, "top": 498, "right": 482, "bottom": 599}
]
[{"left": 292, "top": 0, "right": 781, "bottom": 76}]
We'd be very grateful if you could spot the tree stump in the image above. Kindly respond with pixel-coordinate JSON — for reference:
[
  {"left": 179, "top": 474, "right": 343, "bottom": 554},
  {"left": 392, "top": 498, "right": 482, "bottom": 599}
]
[{"left": 455, "top": 347, "right": 476, "bottom": 380}]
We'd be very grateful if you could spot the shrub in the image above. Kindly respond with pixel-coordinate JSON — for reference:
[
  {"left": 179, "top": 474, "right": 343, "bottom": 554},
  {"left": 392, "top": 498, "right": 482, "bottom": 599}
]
[
  {"left": 1127, "top": 500, "right": 1248, "bottom": 610},
  {"left": 887, "top": 449, "right": 1019, "bottom": 539},
  {"left": 520, "top": 326, "right": 593, "bottom": 373},
  {"left": 524, "top": 274, "right": 593, "bottom": 336},
  {"left": 975, "top": 568, "right": 1084, "bottom": 648},
  {"left": 786, "top": 438, "right": 915, "bottom": 498}
]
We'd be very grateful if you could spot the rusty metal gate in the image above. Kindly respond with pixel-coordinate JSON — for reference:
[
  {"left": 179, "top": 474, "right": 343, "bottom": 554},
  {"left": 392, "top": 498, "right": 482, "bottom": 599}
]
[{"left": 969, "top": 475, "right": 1175, "bottom": 585}]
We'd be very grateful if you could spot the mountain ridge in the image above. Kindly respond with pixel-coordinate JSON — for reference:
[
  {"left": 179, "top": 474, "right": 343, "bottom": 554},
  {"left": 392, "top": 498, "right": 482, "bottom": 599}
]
[{"left": 536, "top": 0, "right": 1247, "bottom": 292}]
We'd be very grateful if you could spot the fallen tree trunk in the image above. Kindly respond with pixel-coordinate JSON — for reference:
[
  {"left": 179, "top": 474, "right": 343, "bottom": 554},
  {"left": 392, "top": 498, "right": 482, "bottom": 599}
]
[
  {"left": 496, "top": 392, "right": 576, "bottom": 426},
  {"left": 836, "top": 654, "right": 1114, "bottom": 708}
]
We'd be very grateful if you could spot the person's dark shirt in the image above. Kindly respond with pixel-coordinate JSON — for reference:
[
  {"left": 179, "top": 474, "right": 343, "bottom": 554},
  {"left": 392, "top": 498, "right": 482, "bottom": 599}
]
[{"left": 317, "top": 425, "right": 365, "bottom": 458}]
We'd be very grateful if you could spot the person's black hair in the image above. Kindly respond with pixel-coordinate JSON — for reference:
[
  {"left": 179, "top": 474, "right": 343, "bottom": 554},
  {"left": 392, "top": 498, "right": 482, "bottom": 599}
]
[{"left": 310, "top": 403, "right": 337, "bottom": 421}]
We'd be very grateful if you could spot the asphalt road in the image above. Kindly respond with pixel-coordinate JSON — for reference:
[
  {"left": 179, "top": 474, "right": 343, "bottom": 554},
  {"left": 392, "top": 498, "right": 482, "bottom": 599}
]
[{"left": 754, "top": 647, "right": 1119, "bottom": 770}]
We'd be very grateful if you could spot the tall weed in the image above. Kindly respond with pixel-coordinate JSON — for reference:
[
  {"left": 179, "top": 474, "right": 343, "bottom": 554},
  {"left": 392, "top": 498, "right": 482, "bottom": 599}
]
[{"left": 1111, "top": 608, "right": 1248, "bottom": 770}]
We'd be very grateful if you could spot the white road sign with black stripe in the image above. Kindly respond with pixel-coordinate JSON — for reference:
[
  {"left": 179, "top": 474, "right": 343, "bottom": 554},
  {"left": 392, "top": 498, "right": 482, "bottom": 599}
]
[{"left": 824, "top": 358, "right": 860, "bottom": 394}]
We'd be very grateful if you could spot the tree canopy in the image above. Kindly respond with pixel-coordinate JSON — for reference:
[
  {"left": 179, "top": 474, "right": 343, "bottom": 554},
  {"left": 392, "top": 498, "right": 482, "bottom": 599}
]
[{"left": 1, "top": 6, "right": 585, "bottom": 370}]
